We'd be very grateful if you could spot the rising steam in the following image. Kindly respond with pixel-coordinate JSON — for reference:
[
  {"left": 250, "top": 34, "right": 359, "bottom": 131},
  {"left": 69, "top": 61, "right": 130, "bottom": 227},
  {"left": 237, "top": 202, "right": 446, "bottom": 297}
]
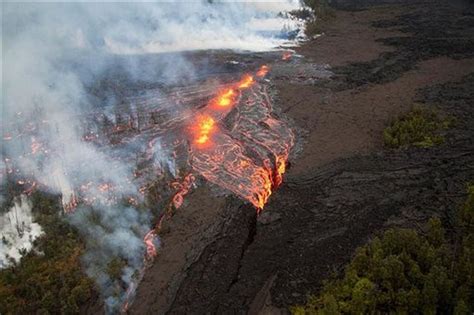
[{"left": 1, "top": 0, "right": 304, "bottom": 311}]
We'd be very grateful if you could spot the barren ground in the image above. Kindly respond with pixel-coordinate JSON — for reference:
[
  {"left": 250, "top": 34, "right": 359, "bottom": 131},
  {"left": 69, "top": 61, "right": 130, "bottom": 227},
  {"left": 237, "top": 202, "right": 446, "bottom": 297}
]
[{"left": 128, "top": 1, "right": 474, "bottom": 314}]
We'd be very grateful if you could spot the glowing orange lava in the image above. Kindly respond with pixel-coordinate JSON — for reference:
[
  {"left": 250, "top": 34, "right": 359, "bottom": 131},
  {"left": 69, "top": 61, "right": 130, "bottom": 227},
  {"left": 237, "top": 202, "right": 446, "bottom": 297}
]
[
  {"left": 189, "top": 67, "right": 294, "bottom": 211},
  {"left": 143, "top": 229, "right": 158, "bottom": 258},
  {"left": 190, "top": 133, "right": 274, "bottom": 209},
  {"left": 238, "top": 74, "right": 254, "bottom": 89},
  {"left": 171, "top": 173, "right": 195, "bottom": 209},
  {"left": 274, "top": 155, "right": 287, "bottom": 187},
  {"left": 194, "top": 115, "right": 215, "bottom": 146},
  {"left": 256, "top": 65, "right": 269, "bottom": 77},
  {"left": 215, "top": 88, "right": 235, "bottom": 107}
]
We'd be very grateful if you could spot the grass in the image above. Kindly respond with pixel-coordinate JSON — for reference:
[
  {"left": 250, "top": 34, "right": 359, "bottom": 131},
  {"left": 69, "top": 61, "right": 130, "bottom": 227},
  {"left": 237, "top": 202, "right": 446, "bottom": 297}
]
[
  {"left": 383, "top": 106, "right": 453, "bottom": 148},
  {"left": 291, "top": 184, "right": 474, "bottom": 314}
]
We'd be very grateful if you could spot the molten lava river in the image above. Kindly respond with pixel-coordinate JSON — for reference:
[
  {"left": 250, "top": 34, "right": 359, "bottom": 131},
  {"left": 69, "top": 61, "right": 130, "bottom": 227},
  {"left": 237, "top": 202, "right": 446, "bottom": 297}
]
[
  {"left": 187, "top": 66, "right": 294, "bottom": 210},
  {"left": 121, "top": 64, "right": 294, "bottom": 311},
  {"left": 6, "top": 64, "right": 294, "bottom": 212},
  {"left": 2, "top": 60, "right": 296, "bottom": 312}
]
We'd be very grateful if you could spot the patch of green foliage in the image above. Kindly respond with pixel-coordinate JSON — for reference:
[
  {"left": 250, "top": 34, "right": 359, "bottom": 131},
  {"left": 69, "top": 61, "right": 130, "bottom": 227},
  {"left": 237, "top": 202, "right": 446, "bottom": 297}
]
[
  {"left": 303, "top": 0, "right": 335, "bottom": 36},
  {"left": 383, "top": 107, "right": 453, "bottom": 148},
  {"left": 0, "top": 192, "right": 95, "bottom": 314},
  {"left": 291, "top": 184, "right": 474, "bottom": 314}
]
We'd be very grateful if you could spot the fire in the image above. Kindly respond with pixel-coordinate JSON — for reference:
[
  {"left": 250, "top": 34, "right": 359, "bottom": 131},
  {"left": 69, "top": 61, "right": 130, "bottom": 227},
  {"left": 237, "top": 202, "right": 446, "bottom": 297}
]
[
  {"left": 63, "top": 193, "right": 78, "bottom": 213},
  {"left": 215, "top": 88, "right": 235, "bottom": 107},
  {"left": 256, "top": 65, "right": 269, "bottom": 77},
  {"left": 194, "top": 115, "right": 215, "bottom": 146},
  {"left": 238, "top": 74, "right": 254, "bottom": 89}
]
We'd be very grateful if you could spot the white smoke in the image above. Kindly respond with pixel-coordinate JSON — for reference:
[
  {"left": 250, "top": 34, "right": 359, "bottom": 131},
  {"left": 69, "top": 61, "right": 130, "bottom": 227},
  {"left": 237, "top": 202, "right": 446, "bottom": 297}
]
[
  {"left": 68, "top": 205, "right": 151, "bottom": 311},
  {"left": 0, "top": 195, "right": 43, "bottom": 268},
  {"left": 1, "top": 0, "right": 305, "bottom": 310}
]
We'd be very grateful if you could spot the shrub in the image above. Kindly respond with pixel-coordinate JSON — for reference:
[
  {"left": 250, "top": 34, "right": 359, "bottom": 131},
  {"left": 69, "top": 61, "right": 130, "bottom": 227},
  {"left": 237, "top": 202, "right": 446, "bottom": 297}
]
[
  {"left": 0, "top": 192, "right": 95, "bottom": 314},
  {"left": 291, "top": 185, "right": 474, "bottom": 314},
  {"left": 383, "top": 107, "right": 453, "bottom": 148}
]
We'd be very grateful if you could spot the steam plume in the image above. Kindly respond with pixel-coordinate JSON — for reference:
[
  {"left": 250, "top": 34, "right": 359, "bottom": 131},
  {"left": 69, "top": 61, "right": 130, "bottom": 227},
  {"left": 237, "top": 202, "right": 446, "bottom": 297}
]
[{"left": 1, "top": 0, "right": 304, "bottom": 311}]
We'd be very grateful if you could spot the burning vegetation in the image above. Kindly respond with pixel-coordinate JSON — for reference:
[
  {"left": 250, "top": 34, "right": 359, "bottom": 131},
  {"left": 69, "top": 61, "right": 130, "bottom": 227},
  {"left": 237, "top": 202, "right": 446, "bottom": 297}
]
[
  {"left": 1, "top": 1, "right": 310, "bottom": 313},
  {"left": 1, "top": 61, "right": 295, "bottom": 312}
]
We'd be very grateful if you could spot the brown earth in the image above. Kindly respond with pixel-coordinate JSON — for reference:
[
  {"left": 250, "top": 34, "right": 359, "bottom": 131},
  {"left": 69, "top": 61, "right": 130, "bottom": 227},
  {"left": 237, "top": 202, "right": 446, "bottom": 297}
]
[
  {"left": 130, "top": 1, "right": 474, "bottom": 314},
  {"left": 297, "top": 6, "right": 406, "bottom": 67}
]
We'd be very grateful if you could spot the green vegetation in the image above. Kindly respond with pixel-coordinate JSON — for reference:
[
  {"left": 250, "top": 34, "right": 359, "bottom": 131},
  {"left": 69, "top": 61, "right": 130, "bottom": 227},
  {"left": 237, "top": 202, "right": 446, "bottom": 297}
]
[
  {"left": 383, "top": 107, "right": 453, "bottom": 148},
  {"left": 303, "top": 0, "right": 335, "bottom": 36},
  {"left": 291, "top": 185, "right": 474, "bottom": 315},
  {"left": 0, "top": 192, "right": 95, "bottom": 314}
]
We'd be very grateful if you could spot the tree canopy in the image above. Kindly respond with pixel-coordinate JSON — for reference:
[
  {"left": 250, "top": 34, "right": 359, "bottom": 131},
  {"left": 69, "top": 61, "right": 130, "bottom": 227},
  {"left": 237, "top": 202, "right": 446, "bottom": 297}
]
[{"left": 292, "top": 185, "right": 474, "bottom": 314}]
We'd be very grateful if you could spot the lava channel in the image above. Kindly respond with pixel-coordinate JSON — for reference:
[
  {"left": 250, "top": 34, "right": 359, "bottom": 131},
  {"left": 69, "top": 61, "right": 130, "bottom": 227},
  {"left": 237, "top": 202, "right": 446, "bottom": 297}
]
[{"left": 189, "top": 66, "right": 294, "bottom": 210}]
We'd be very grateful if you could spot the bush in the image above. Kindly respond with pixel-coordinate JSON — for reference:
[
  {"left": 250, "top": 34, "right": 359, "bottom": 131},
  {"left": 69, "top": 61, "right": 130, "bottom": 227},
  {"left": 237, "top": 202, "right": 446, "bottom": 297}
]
[
  {"left": 0, "top": 192, "right": 95, "bottom": 314},
  {"left": 383, "top": 107, "right": 453, "bottom": 148},
  {"left": 291, "top": 185, "right": 474, "bottom": 314}
]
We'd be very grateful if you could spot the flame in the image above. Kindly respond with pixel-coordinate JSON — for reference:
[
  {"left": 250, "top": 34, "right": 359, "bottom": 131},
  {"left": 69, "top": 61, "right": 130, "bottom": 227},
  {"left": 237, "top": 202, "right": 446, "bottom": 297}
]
[
  {"left": 238, "top": 74, "right": 254, "bottom": 89},
  {"left": 256, "top": 65, "right": 269, "bottom": 77},
  {"left": 63, "top": 193, "right": 78, "bottom": 213}
]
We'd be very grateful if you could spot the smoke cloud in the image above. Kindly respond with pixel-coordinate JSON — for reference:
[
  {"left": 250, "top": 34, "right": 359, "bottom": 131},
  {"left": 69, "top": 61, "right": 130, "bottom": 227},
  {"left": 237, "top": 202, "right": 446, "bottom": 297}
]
[
  {"left": 0, "top": 195, "right": 43, "bottom": 268},
  {"left": 1, "top": 0, "right": 304, "bottom": 311}
]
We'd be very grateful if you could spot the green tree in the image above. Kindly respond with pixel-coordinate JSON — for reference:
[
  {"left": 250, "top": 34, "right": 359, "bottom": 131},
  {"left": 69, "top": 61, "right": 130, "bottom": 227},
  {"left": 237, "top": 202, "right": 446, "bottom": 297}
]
[
  {"left": 292, "top": 185, "right": 474, "bottom": 314},
  {"left": 0, "top": 192, "right": 95, "bottom": 314}
]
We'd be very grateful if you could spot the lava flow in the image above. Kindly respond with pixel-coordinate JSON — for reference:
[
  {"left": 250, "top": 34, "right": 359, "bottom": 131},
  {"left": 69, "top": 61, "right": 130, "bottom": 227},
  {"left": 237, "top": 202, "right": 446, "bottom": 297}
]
[
  {"left": 214, "top": 88, "right": 235, "bottom": 107},
  {"left": 122, "top": 172, "right": 195, "bottom": 313},
  {"left": 256, "top": 65, "right": 269, "bottom": 77},
  {"left": 194, "top": 115, "right": 216, "bottom": 147},
  {"left": 189, "top": 65, "right": 294, "bottom": 210}
]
